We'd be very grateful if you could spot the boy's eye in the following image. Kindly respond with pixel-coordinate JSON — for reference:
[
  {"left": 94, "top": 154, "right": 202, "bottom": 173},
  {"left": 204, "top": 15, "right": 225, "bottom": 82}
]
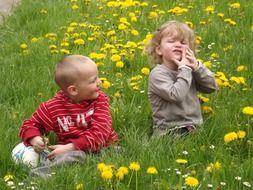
[
  {"left": 91, "top": 77, "right": 98, "bottom": 83},
  {"left": 167, "top": 39, "right": 174, "bottom": 43}
]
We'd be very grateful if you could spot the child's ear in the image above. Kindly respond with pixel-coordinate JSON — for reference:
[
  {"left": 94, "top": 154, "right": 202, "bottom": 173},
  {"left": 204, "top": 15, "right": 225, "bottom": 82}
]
[
  {"left": 67, "top": 85, "right": 78, "bottom": 96},
  {"left": 155, "top": 46, "right": 162, "bottom": 55}
]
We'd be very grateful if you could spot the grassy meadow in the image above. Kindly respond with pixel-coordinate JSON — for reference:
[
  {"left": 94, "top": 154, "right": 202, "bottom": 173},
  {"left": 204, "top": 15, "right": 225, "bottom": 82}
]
[{"left": 0, "top": 0, "right": 253, "bottom": 189}]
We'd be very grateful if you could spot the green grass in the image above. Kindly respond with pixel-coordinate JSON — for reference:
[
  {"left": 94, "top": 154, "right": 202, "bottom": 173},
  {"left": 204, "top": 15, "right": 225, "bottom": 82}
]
[{"left": 1, "top": 0, "right": 253, "bottom": 189}]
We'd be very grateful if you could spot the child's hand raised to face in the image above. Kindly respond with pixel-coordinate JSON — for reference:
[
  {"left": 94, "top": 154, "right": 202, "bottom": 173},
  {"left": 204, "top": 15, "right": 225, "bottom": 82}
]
[
  {"left": 173, "top": 47, "right": 199, "bottom": 71},
  {"left": 172, "top": 48, "right": 191, "bottom": 68},
  {"left": 185, "top": 48, "right": 199, "bottom": 71}
]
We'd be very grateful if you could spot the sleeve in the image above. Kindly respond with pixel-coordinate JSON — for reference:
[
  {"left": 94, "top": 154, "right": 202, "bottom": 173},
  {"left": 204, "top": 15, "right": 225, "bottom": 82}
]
[
  {"left": 70, "top": 93, "right": 118, "bottom": 152},
  {"left": 149, "top": 67, "right": 193, "bottom": 103},
  {"left": 19, "top": 102, "right": 54, "bottom": 146},
  {"left": 192, "top": 62, "right": 218, "bottom": 93}
]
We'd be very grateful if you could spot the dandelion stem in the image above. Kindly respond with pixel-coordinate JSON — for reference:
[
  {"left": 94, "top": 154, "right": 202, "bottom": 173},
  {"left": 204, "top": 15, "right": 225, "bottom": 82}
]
[
  {"left": 135, "top": 171, "right": 138, "bottom": 190},
  {"left": 127, "top": 171, "right": 134, "bottom": 188}
]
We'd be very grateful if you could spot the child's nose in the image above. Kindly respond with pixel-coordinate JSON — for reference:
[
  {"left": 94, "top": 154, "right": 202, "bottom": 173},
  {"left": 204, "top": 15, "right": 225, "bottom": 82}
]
[
  {"left": 174, "top": 40, "right": 182, "bottom": 46},
  {"left": 97, "top": 78, "right": 101, "bottom": 86}
]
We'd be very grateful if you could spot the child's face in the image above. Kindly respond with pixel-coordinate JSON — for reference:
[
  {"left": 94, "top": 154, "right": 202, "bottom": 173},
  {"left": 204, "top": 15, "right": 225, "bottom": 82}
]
[
  {"left": 156, "top": 32, "right": 190, "bottom": 64},
  {"left": 75, "top": 62, "right": 101, "bottom": 101}
]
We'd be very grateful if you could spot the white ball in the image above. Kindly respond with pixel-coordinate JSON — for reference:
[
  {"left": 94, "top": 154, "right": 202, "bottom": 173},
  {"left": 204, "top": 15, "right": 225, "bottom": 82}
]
[{"left": 11, "top": 143, "right": 39, "bottom": 168}]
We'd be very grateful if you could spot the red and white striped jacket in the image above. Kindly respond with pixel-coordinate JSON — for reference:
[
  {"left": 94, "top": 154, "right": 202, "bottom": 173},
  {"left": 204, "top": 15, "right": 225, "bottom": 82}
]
[{"left": 19, "top": 90, "right": 118, "bottom": 152}]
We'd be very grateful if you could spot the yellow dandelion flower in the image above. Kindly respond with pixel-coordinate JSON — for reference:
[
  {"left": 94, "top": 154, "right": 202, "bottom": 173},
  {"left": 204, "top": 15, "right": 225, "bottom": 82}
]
[
  {"left": 118, "top": 23, "right": 127, "bottom": 30},
  {"left": 207, "top": 161, "right": 221, "bottom": 172},
  {"left": 76, "top": 183, "right": 84, "bottom": 190},
  {"left": 229, "top": 3, "right": 240, "bottom": 9},
  {"left": 185, "top": 21, "right": 193, "bottom": 28},
  {"left": 40, "top": 9, "right": 47, "bottom": 14},
  {"left": 50, "top": 49, "right": 59, "bottom": 54},
  {"left": 97, "top": 163, "right": 107, "bottom": 172},
  {"left": 141, "top": 67, "right": 150, "bottom": 76},
  {"left": 237, "top": 130, "right": 246, "bottom": 139},
  {"left": 4, "top": 174, "right": 14, "bottom": 182},
  {"left": 242, "top": 106, "right": 253, "bottom": 116},
  {"left": 101, "top": 80, "right": 111, "bottom": 89},
  {"left": 31, "top": 37, "right": 39, "bottom": 43},
  {"left": 131, "top": 75, "right": 142, "bottom": 81},
  {"left": 118, "top": 166, "right": 129, "bottom": 175},
  {"left": 130, "top": 16, "right": 137, "bottom": 22},
  {"left": 230, "top": 76, "right": 246, "bottom": 86},
  {"left": 149, "top": 11, "right": 158, "bottom": 18},
  {"left": 143, "top": 33, "right": 153, "bottom": 44},
  {"left": 176, "top": 159, "right": 188, "bottom": 164},
  {"left": 107, "top": 30, "right": 116, "bottom": 37},
  {"left": 45, "top": 32, "right": 57, "bottom": 38},
  {"left": 67, "top": 26, "right": 75, "bottom": 33},
  {"left": 20, "top": 43, "right": 28, "bottom": 49},
  {"left": 129, "top": 162, "right": 140, "bottom": 171},
  {"left": 115, "top": 170, "right": 125, "bottom": 180},
  {"left": 185, "top": 176, "right": 199, "bottom": 187},
  {"left": 116, "top": 61, "right": 124, "bottom": 68},
  {"left": 72, "top": 4, "right": 79, "bottom": 9},
  {"left": 211, "top": 53, "right": 219, "bottom": 59},
  {"left": 119, "top": 17, "right": 129, "bottom": 24},
  {"left": 224, "top": 132, "right": 238, "bottom": 143},
  {"left": 49, "top": 44, "right": 57, "bottom": 49},
  {"left": 202, "top": 106, "right": 214, "bottom": 113},
  {"left": 60, "top": 49, "right": 70, "bottom": 54},
  {"left": 217, "top": 12, "right": 225, "bottom": 18},
  {"left": 131, "top": 29, "right": 139, "bottom": 36},
  {"left": 236, "top": 65, "right": 246, "bottom": 72},
  {"left": 168, "top": 6, "right": 188, "bottom": 16},
  {"left": 111, "top": 54, "right": 121, "bottom": 62},
  {"left": 146, "top": 166, "right": 158, "bottom": 174},
  {"left": 61, "top": 42, "right": 69, "bottom": 47},
  {"left": 140, "top": 2, "right": 148, "bottom": 7},
  {"left": 74, "top": 39, "right": 85, "bottom": 45},
  {"left": 198, "top": 95, "right": 209, "bottom": 103},
  {"left": 116, "top": 166, "right": 128, "bottom": 180},
  {"left": 205, "top": 6, "right": 215, "bottom": 14},
  {"left": 203, "top": 61, "right": 212, "bottom": 68},
  {"left": 195, "top": 36, "right": 202, "bottom": 44},
  {"left": 224, "top": 18, "right": 236, "bottom": 26},
  {"left": 101, "top": 170, "right": 113, "bottom": 180}
]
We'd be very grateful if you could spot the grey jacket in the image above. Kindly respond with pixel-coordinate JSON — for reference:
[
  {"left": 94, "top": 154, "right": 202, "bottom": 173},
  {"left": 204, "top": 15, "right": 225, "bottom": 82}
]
[{"left": 148, "top": 63, "right": 217, "bottom": 130}]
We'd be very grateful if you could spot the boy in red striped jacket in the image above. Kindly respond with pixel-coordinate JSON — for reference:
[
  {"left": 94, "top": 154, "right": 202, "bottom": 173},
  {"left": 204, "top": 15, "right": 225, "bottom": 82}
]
[{"left": 12, "top": 55, "right": 118, "bottom": 175}]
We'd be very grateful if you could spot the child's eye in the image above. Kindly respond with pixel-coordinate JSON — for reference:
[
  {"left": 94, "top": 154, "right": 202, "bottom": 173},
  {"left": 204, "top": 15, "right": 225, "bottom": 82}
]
[
  {"left": 91, "top": 77, "right": 98, "bottom": 83},
  {"left": 167, "top": 39, "right": 174, "bottom": 43}
]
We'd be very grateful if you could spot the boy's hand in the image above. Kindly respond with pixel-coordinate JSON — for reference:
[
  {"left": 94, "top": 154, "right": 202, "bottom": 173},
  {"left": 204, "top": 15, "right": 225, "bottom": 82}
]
[
  {"left": 29, "top": 136, "right": 45, "bottom": 153},
  {"left": 185, "top": 48, "right": 199, "bottom": 71},
  {"left": 172, "top": 48, "right": 191, "bottom": 68},
  {"left": 47, "top": 143, "right": 75, "bottom": 160}
]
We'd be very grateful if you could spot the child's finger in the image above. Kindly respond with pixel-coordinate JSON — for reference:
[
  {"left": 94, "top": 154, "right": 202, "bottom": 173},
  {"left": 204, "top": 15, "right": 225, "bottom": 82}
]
[
  {"left": 48, "top": 145, "right": 56, "bottom": 150},
  {"left": 47, "top": 152, "right": 55, "bottom": 160},
  {"left": 182, "top": 47, "right": 186, "bottom": 58}
]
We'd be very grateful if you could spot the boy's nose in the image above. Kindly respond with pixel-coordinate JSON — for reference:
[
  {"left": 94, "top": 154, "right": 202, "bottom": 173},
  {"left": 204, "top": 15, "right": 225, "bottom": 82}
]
[
  {"left": 97, "top": 78, "right": 102, "bottom": 86},
  {"left": 174, "top": 40, "right": 182, "bottom": 46}
]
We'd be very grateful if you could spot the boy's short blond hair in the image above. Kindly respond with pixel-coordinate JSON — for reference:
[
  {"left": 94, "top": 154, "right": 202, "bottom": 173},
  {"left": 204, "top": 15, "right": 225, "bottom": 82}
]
[
  {"left": 54, "top": 55, "right": 92, "bottom": 91},
  {"left": 145, "top": 20, "right": 195, "bottom": 64}
]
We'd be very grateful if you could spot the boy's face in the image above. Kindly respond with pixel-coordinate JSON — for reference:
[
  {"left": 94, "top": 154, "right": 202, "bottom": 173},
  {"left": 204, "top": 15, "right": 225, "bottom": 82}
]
[
  {"left": 156, "top": 32, "right": 190, "bottom": 64},
  {"left": 75, "top": 61, "right": 101, "bottom": 101}
]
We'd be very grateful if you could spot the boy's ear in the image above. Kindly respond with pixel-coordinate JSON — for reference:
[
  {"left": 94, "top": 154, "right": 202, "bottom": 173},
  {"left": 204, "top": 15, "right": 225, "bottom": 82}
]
[
  {"left": 155, "top": 46, "right": 162, "bottom": 55},
  {"left": 67, "top": 85, "right": 78, "bottom": 96}
]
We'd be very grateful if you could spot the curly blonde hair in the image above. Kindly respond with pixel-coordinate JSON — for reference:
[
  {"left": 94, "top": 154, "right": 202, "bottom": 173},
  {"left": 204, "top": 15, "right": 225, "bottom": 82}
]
[{"left": 145, "top": 20, "right": 195, "bottom": 64}]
